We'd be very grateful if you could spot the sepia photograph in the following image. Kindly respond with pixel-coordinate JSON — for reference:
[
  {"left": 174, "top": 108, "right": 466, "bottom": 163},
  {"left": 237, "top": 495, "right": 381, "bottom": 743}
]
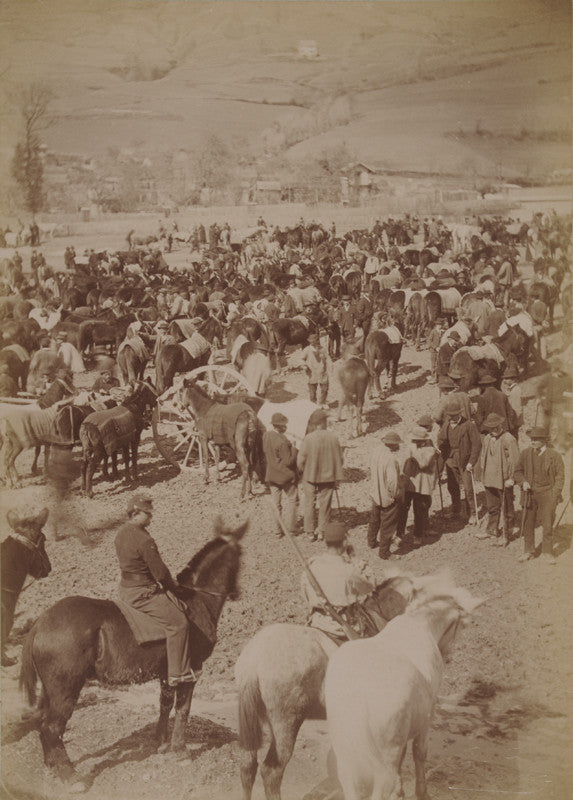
[{"left": 0, "top": 1, "right": 571, "bottom": 798}]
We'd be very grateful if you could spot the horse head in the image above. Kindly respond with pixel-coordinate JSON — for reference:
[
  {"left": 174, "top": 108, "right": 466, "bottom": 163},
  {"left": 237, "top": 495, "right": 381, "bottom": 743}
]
[
  {"left": 6, "top": 507, "right": 51, "bottom": 579},
  {"left": 176, "top": 517, "right": 249, "bottom": 601}
]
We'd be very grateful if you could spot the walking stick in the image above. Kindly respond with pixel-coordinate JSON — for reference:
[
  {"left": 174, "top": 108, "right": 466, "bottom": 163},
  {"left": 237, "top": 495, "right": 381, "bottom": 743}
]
[
  {"left": 519, "top": 488, "right": 530, "bottom": 539},
  {"left": 266, "top": 498, "right": 359, "bottom": 641},
  {"left": 555, "top": 496, "right": 571, "bottom": 528},
  {"left": 470, "top": 469, "right": 480, "bottom": 524}
]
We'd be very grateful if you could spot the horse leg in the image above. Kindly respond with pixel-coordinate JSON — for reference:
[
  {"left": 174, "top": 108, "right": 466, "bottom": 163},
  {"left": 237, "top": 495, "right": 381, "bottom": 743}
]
[
  {"left": 131, "top": 436, "right": 140, "bottom": 480},
  {"left": 85, "top": 455, "right": 99, "bottom": 498},
  {"left": 201, "top": 435, "right": 210, "bottom": 485},
  {"left": 260, "top": 715, "right": 305, "bottom": 800},
  {"left": 122, "top": 446, "right": 132, "bottom": 483},
  {"left": 239, "top": 749, "right": 258, "bottom": 800},
  {"left": 356, "top": 401, "right": 364, "bottom": 437},
  {"left": 4, "top": 437, "right": 22, "bottom": 489},
  {"left": 412, "top": 731, "right": 430, "bottom": 800},
  {"left": 156, "top": 678, "right": 175, "bottom": 750},
  {"left": 38, "top": 683, "right": 86, "bottom": 787},
  {"left": 31, "top": 445, "right": 42, "bottom": 475}
]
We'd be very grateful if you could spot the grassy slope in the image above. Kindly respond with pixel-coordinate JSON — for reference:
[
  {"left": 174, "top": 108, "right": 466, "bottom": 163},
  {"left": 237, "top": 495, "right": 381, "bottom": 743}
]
[{"left": 0, "top": 0, "right": 571, "bottom": 178}]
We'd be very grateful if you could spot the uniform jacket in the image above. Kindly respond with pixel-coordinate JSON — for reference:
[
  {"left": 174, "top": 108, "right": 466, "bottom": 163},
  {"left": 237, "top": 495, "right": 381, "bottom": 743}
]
[
  {"left": 297, "top": 429, "right": 343, "bottom": 484},
  {"left": 370, "top": 444, "right": 401, "bottom": 507},
  {"left": 514, "top": 446, "right": 564, "bottom": 499},
  {"left": 262, "top": 429, "right": 297, "bottom": 486},
  {"left": 115, "top": 522, "right": 174, "bottom": 589},
  {"left": 438, "top": 418, "right": 482, "bottom": 471},
  {"left": 477, "top": 431, "right": 519, "bottom": 490}
]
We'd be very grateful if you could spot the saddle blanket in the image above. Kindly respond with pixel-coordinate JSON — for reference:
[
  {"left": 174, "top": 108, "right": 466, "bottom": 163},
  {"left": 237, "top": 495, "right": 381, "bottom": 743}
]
[
  {"left": 85, "top": 406, "right": 136, "bottom": 456},
  {"left": 204, "top": 402, "right": 252, "bottom": 446},
  {"left": 293, "top": 314, "right": 310, "bottom": 329},
  {"left": 382, "top": 325, "right": 402, "bottom": 344},
  {"left": 172, "top": 318, "right": 199, "bottom": 340},
  {"left": 436, "top": 288, "right": 462, "bottom": 312},
  {"left": 461, "top": 343, "right": 505, "bottom": 365},
  {"left": 1, "top": 405, "right": 57, "bottom": 448},
  {"left": 181, "top": 331, "right": 210, "bottom": 360},
  {"left": 117, "top": 335, "right": 149, "bottom": 362}
]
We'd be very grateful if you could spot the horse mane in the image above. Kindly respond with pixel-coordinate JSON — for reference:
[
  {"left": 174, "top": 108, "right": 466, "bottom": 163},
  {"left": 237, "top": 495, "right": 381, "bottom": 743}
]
[{"left": 176, "top": 537, "right": 231, "bottom": 586}]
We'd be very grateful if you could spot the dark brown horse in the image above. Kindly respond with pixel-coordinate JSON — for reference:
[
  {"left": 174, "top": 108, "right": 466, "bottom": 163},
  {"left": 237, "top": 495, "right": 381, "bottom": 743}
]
[
  {"left": 448, "top": 327, "right": 528, "bottom": 391},
  {"left": 272, "top": 307, "right": 327, "bottom": 359},
  {"left": 1, "top": 507, "right": 51, "bottom": 666},
  {"left": 178, "top": 377, "right": 263, "bottom": 499},
  {"left": 364, "top": 330, "right": 403, "bottom": 398},
  {"left": 155, "top": 316, "right": 222, "bottom": 393},
  {"left": 336, "top": 352, "right": 370, "bottom": 437},
  {"left": 19, "top": 518, "right": 247, "bottom": 788},
  {"left": 79, "top": 380, "right": 157, "bottom": 497}
]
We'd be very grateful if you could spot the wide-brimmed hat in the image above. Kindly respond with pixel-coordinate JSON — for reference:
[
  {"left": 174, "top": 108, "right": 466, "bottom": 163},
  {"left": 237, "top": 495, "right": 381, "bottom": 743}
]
[
  {"left": 417, "top": 414, "right": 434, "bottom": 429},
  {"left": 381, "top": 431, "right": 402, "bottom": 445},
  {"left": 438, "top": 375, "right": 456, "bottom": 389},
  {"left": 411, "top": 426, "right": 430, "bottom": 441},
  {"left": 271, "top": 412, "right": 288, "bottom": 427},
  {"left": 502, "top": 363, "right": 519, "bottom": 379},
  {"left": 478, "top": 373, "right": 497, "bottom": 385},
  {"left": 527, "top": 427, "right": 550, "bottom": 441},
  {"left": 323, "top": 521, "right": 347, "bottom": 544},
  {"left": 483, "top": 412, "right": 505, "bottom": 430},
  {"left": 445, "top": 399, "right": 463, "bottom": 416},
  {"left": 127, "top": 493, "right": 153, "bottom": 515}
]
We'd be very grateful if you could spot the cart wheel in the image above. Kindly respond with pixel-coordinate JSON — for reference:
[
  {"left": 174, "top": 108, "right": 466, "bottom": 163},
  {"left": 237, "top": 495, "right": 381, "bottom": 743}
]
[
  {"left": 186, "top": 364, "right": 255, "bottom": 398},
  {"left": 152, "top": 388, "right": 215, "bottom": 471}
]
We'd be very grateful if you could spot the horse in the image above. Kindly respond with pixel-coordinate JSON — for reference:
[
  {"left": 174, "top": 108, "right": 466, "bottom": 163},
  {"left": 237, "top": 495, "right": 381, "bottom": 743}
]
[
  {"left": 19, "top": 517, "right": 247, "bottom": 788},
  {"left": 325, "top": 574, "right": 482, "bottom": 800},
  {"left": 0, "top": 345, "right": 30, "bottom": 391},
  {"left": 529, "top": 281, "right": 558, "bottom": 328},
  {"left": 79, "top": 380, "right": 157, "bottom": 497},
  {"left": 178, "top": 376, "right": 263, "bottom": 500},
  {"left": 364, "top": 330, "right": 403, "bottom": 398},
  {"left": 272, "top": 307, "right": 327, "bottom": 359},
  {"left": 336, "top": 352, "right": 370, "bottom": 437},
  {"left": 155, "top": 316, "right": 222, "bottom": 394},
  {"left": 236, "top": 576, "right": 414, "bottom": 800},
  {"left": 448, "top": 327, "right": 528, "bottom": 391},
  {"left": 1, "top": 507, "right": 51, "bottom": 667},
  {"left": 404, "top": 291, "right": 425, "bottom": 348},
  {"left": 117, "top": 337, "right": 151, "bottom": 384}
]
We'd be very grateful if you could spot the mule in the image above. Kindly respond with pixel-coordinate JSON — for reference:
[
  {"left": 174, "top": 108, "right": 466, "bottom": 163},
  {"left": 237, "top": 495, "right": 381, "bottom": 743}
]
[
  {"left": 19, "top": 518, "right": 247, "bottom": 787},
  {"left": 336, "top": 353, "right": 370, "bottom": 437},
  {"left": 1, "top": 507, "right": 51, "bottom": 667},
  {"left": 178, "top": 377, "right": 263, "bottom": 500},
  {"left": 79, "top": 380, "right": 157, "bottom": 497},
  {"left": 448, "top": 327, "right": 528, "bottom": 391},
  {"left": 236, "top": 576, "right": 414, "bottom": 800},
  {"left": 364, "top": 330, "right": 403, "bottom": 399},
  {"left": 325, "top": 574, "right": 482, "bottom": 800}
]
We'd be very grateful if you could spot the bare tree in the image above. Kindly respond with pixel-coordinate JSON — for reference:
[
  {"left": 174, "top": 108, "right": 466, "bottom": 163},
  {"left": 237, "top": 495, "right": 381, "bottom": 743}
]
[{"left": 11, "top": 82, "right": 54, "bottom": 215}]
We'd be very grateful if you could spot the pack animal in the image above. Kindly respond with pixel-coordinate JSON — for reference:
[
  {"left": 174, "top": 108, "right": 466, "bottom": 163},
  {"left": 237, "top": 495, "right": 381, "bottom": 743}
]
[
  {"left": 1, "top": 508, "right": 51, "bottom": 667},
  {"left": 337, "top": 353, "right": 370, "bottom": 437},
  {"left": 364, "top": 330, "right": 403, "bottom": 398},
  {"left": 235, "top": 576, "right": 413, "bottom": 800},
  {"left": 325, "top": 575, "right": 482, "bottom": 800},
  {"left": 19, "top": 519, "right": 246, "bottom": 788}
]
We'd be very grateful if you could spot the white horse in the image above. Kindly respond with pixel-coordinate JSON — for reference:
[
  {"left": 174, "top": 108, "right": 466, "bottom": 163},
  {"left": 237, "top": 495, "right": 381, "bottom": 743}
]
[{"left": 325, "top": 573, "right": 482, "bottom": 800}]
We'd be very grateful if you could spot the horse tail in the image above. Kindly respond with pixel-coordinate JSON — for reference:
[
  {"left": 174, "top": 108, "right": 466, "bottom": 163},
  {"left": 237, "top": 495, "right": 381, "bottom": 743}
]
[
  {"left": 19, "top": 624, "right": 39, "bottom": 707},
  {"left": 236, "top": 666, "right": 265, "bottom": 751}
]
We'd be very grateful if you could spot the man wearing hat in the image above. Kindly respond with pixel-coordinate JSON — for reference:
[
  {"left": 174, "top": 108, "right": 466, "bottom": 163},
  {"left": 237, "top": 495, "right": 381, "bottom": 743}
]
[
  {"left": 92, "top": 357, "right": 120, "bottom": 394},
  {"left": 338, "top": 296, "right": 356, "bottom": 345},
  {"left": 535, "top": 359, "right": 572, "bottom": 453},
  {"left": 301, "top": 333, "right": 329, "bottom": 405},
  {"left": 297, "top": 410, "right": 344, "bottom": 541},
  {"left": 476, "top": 413, "right": 519, "bottom": 544},
  {"left": 114, "top": 494, "right": 203, "bottom": 686},
  {"left": 37, "top": 367, "right": 75, "bottom": 409},
  {"left": 474, "top": 373, "right": 517, "bottom": 435},
  {"left": 437, "top": 331, "right": 461, "bottom": 382},
  {"left": 368, "top": 430, "right": 403, "bottom": 558},
  {"left": 433, "top": 376, "right": 472, "bottom": 425},
  {"left": 396, "top": 426, "right": 439, "bottom": 543},
  {"left": 55, "top": 330, "right": 85, "bottom": 374},
  {"left": 26, "top": 335, "right": 64, "bottom": 395},
  {"left": 301, "top": 521, "right": 374, "bottom": 639},
  {"left": 437, "top": 400, "right": 481, "bottom": 523},
  {"left": 514, "top": 428, "right": 564, "bottom": 563},
  {"left": 263, "top": 412, "right": 298, "bottom": 537}
]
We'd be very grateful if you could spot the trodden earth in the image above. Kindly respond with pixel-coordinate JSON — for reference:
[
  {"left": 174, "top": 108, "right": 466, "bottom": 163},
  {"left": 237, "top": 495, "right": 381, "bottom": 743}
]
[{"left": 1, "top": 238, "right": 572, "bottom": 800}]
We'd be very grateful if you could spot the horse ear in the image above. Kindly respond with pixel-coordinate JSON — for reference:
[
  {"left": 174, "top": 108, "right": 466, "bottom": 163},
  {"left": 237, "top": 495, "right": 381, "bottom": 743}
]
[
  {"left": 6, "top": 509, "right": 20, "bottom": 532},
  {"left": 232, "top": 519, "right": 249, "bottom": 541},
  {"left": 35, "top": 507, "right": 50, "bottom": 528}
]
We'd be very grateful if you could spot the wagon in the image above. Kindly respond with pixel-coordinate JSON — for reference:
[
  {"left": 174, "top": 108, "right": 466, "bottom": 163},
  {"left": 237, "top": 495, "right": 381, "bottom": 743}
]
[{"left": 151, "top": 363, "right": 255, "bottom": 470}]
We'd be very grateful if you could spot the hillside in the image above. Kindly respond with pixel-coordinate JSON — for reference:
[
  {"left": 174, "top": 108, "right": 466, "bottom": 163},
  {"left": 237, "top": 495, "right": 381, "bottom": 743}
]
[{"left": 0, "top": 0, "right": 571, "bottom": 181}]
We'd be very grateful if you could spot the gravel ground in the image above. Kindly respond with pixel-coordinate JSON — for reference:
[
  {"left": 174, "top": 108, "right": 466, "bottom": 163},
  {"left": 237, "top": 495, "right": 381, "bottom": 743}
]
[{"left": 1, "top": 246, "right": 572, "bottom": 800}]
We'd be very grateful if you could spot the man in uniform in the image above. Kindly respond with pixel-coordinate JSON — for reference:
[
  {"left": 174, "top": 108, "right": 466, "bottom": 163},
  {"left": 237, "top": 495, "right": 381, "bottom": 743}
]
[
  {"left": 114, "top": 494, "right": 201, "bottom": 686},
  {"left": 301, "top": 521, "right": 374, "bottom": 640}
]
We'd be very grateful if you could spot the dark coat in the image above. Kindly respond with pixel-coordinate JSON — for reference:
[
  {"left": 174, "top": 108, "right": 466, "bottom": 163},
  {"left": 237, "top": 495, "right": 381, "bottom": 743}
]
[
  {"left": 438, "top": 418, "right": 482, "bottom": 470},
  {"left": 474, "top": 386, "right": 518, "bottom": 434},
  {"left": 262, "top": 429, "right": 297, "bottom": 486}
]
